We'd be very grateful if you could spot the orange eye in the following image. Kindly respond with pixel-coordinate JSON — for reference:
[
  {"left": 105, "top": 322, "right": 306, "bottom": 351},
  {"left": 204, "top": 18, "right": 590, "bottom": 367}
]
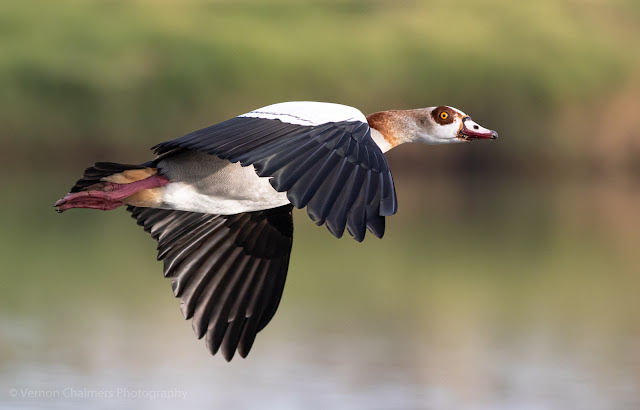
[{"left": 439, "top": 112, "right": 449, "bottom": 120}]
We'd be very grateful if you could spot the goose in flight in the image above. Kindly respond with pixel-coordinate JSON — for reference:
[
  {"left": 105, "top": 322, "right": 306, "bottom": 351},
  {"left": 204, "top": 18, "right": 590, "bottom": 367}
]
[{"left": 55, "top": 101, "right": 497, "bottom": 361}]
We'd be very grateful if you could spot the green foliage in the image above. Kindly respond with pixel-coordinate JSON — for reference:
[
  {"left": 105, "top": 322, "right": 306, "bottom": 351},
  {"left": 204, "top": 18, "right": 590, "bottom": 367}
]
[{"left": 1, "top": 0, "right": 638, "bottom": 154}]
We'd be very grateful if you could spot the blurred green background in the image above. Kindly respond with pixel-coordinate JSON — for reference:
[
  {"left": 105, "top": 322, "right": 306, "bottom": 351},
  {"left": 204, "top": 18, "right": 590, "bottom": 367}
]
[{"left": 1, "top": 0, "right": 639, "bottom": 408}]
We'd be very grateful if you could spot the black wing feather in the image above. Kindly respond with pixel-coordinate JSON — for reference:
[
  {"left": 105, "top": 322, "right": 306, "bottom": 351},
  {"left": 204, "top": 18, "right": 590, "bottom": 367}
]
[
  {"left": 152, "top": 116, "right": 398, "bottom": 240},
  {"left": 127, "top": 204, "right": 293, "bottom": 361},
  {"left": 290, "top": 151, "right": 342, "bottom": 209}
]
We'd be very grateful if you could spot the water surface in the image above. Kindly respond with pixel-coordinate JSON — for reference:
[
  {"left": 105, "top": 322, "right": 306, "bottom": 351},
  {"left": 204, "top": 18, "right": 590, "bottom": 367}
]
[{"left": 1, "top": 173, "right": 639, "bottom": 409}]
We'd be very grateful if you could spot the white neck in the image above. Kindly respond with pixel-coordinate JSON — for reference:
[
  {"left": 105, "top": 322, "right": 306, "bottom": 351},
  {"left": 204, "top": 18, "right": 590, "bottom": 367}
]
[{"left": 370, "top": 128, "right": 394, "bottom": 153}]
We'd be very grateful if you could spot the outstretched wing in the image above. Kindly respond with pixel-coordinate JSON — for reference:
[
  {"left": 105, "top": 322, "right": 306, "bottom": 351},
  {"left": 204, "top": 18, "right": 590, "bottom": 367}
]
[
  {"left": 127, "top": 204, "right": 294, "bottom": 361},
  {"left": 152, "top": 102, "right": 398, "bottom": 241}
]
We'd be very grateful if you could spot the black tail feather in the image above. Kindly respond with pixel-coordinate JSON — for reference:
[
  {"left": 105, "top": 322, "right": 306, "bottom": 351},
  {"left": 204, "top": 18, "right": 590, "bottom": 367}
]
[{"left": 69, "top": 162, "right": 146, "bottom": 193}]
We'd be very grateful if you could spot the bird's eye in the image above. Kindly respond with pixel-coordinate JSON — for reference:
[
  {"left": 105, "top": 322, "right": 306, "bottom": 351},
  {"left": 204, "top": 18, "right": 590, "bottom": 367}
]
[{"left": 439, "top": 112, "right": 449, "bottom": 120}]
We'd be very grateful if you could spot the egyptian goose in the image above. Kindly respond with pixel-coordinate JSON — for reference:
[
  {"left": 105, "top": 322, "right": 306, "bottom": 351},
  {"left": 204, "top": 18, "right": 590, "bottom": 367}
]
[{"left": 55, "top": 101, "right": 497, "bottom": 361}]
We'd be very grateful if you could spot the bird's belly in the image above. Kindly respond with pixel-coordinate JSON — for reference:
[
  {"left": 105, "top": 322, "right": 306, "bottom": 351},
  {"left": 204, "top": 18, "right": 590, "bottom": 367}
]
[{"left": 157, "top": 151, "right": 290, "bottom": 214}]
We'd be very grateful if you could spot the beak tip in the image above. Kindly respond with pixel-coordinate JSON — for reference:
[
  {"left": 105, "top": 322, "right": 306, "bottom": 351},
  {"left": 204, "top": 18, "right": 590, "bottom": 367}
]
[{"left": 491, "top": 130, "right": 499, "bottom": 139}]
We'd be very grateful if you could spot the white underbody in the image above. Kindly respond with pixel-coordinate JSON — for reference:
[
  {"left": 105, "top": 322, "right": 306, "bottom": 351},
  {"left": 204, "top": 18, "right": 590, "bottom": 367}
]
[{"left": 158, "top": 151, "right": 290, "bottom": 214}]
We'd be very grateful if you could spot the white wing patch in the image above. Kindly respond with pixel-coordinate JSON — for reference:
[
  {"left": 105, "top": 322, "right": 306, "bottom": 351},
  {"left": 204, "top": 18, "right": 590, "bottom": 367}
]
[{"left": 239, "top": 101, "right": 367, "bottom": 126}]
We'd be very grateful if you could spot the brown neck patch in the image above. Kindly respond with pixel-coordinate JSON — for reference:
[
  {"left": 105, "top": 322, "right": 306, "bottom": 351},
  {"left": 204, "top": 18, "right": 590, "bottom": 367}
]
[{"left": 366, "top": 111, "right": 401, "bottom": 148}]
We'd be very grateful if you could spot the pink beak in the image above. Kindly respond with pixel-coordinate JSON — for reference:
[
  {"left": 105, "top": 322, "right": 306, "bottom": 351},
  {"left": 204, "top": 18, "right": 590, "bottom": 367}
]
[{"left": 459, "top": 117, "right": 498, "bottom": 140}]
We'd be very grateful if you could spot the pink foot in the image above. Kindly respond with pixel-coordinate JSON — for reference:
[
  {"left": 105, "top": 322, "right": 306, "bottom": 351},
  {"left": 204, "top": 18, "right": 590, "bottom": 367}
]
[
  {"left": 55, "top": 174, "right": 170, "bottom": 213},
  {"left": 55, "top": 190, "right": 126, "bottom": 212}
]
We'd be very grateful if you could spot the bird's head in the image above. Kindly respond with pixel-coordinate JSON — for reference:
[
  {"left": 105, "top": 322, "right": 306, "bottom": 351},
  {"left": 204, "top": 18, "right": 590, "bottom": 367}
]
[
  {"left": 367, "top": 106, "right": 498, "bottom": 150},
  {"left": 417, "top": 106, "right": 498, "bottom": 144}
]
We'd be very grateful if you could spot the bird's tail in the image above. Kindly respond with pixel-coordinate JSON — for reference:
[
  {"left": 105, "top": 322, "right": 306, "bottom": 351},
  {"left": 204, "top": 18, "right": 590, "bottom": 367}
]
[
  {"left": 55, "top": 162, "right": 169, "bottom": 212},
  {"left": 67, "top": 162, "right": 150, "bottom": 193}
]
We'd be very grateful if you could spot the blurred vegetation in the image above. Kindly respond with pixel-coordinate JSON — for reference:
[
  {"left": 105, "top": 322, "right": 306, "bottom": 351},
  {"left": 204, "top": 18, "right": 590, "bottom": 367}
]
[{"left": 1, "top": 0, "right": 639, "bottom": 174}]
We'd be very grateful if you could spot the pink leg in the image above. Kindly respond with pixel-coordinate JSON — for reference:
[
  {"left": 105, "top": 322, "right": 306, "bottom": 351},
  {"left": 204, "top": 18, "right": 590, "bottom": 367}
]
[{"left": 55, "top": 174, "right": 170, "bottom": 213}]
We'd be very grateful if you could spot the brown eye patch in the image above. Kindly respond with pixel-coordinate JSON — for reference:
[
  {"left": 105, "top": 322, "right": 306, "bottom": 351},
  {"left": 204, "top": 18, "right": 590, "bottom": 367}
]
[{"left": 431, "top": 106, "right": 455, "bottom": 125}]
